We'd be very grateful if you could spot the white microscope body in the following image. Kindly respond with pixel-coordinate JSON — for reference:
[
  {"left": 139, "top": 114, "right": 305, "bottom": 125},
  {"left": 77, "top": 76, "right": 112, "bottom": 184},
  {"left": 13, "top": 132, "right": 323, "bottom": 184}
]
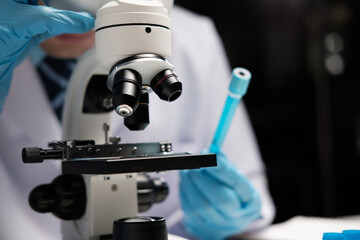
[
  {"left": 59, "top": 0, "right": 179, "bottom": 239},
  {"left": 22, "top": 1, "right": 214, "bottom": 239},
  {"left": 62, "top": 0, "right": 178, "bottom": 140}
]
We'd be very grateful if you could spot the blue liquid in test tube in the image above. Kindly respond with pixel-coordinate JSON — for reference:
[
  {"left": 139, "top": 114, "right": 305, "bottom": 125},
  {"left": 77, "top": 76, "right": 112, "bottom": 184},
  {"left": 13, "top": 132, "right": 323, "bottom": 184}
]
[
  {"left": 323, "top": 233, "right": 346, "bottom": 240},
  {"left": 210, "top": 67, "right": 251, "bottom": 154},
  {"left": 343, "top": 230, "right": 360, "bottom": 240}
]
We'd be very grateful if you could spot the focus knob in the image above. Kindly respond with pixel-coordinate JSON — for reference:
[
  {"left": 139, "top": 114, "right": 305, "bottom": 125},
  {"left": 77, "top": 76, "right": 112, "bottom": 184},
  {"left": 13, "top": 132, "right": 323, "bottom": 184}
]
[{"left": 29, "top": 174, "right": 86, "bottom": 220}]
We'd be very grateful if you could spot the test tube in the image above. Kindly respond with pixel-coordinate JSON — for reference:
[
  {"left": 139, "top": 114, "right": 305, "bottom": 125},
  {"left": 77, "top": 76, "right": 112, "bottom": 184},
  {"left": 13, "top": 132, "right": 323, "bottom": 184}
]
[
  {"left": 342, "top": 230, "right": 360, "bottom": 240},
  {"left": 323, "top": 233, "right": 345, "bottom": 240},
  {"left": 210, "top": 68, "right": 251, "bottom": 153}
]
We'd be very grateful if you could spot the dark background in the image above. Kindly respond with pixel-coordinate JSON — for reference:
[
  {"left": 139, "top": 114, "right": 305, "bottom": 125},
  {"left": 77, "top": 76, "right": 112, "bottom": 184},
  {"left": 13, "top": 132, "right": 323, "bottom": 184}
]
[{"left": 175, "top": 0, "right": 360, "bottom": 223}]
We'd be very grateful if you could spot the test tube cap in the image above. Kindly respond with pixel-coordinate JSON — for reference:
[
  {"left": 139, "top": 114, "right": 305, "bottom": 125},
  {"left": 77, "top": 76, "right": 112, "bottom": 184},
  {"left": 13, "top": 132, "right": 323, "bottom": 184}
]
[
  {"left": 229, "top": 67, "right": 251, "bottom": 96},
  {"left": 342, "top": 230, "right": 360, "bottom": 240},
  {"left": 323, "top": 233, "right": 345, "bottom": 240}
]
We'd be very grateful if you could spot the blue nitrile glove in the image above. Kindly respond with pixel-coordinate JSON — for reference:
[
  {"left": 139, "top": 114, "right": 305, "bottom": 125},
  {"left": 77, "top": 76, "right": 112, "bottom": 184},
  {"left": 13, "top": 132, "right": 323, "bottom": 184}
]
[
  {"left": 0, "top": 0, "right": 94, "bottom": 112},
  {"left": 179, "top": 151, "right": 261, "bottom": 240}
]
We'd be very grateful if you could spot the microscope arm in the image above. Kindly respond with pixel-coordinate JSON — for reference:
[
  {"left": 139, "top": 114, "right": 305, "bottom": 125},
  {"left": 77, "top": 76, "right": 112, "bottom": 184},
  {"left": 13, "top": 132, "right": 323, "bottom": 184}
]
[{"left": 62, "top": 48, "right": 110, "bottom": 142}]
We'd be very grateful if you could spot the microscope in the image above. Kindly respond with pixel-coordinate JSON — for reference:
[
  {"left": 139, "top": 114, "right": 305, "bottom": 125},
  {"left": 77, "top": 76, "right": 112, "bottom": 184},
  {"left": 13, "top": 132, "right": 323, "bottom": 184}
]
[{"left": 21, "top": 0, "right": 216, "bottom": 239}]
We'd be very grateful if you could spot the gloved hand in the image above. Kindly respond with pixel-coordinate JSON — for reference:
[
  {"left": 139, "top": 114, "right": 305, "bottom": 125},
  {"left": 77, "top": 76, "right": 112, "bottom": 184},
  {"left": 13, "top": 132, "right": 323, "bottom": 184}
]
[
  {"left": 0, "top": 0, "right": 94, "bottom": 112},
  {"left": 179, "top": 151, "right": 262, "bottom": 240}
]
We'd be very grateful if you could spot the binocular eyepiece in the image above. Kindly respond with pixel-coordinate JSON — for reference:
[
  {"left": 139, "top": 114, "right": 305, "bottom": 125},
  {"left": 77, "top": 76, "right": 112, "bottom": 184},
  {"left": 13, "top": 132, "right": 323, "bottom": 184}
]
[{"left": 110, "top": 68, "right": 182, "bottom": 117}]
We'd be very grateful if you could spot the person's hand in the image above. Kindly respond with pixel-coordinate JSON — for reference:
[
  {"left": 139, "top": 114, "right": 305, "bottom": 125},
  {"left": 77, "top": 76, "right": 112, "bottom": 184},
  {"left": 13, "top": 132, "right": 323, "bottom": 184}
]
[
  {"left": 179, "top": 151, "right": 261, "bottom": 240},
  {"left": 0, "top": 0, "right": 94, "bottom": 112}
]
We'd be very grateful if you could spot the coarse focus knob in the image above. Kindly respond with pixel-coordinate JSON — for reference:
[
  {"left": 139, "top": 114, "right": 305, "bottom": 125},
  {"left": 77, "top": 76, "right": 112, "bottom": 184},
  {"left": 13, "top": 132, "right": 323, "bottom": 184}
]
[
  {"left": 29, "top": 184, "right": 55, "bottom": 213},
  {"left": 29, "top": 174, "right": 86, "bottom": 220}
]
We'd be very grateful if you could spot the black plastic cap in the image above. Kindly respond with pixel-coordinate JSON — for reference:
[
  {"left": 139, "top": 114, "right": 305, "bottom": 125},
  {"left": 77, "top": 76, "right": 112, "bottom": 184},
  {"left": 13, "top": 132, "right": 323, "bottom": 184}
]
[
  {"left": 113, "top": 217, "right": 168, "bottom": 240},
  {"left": 151, "top": 69, "right": 182, "bottom": 102},
  {"left": 22, "top": 147, "right": 42, "bottom": 163}
]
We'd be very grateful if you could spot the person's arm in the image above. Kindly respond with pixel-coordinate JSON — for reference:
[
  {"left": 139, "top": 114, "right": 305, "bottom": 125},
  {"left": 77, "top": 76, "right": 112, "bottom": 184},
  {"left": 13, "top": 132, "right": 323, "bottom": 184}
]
[
  {"left": 0, "top": 0, "right": 94, "bottom": 112},
  {"left": 170, "top": 6, "right": 275, "bottom": 239}
]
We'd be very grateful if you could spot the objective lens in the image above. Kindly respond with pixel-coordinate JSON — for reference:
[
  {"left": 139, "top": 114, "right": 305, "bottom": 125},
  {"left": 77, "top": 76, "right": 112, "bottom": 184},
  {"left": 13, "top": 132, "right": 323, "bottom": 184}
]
[
  {"left": 111, "top": 69, "right": 142, "bottom": 117},
  {"left": 124, "top": 93, "right": 150, "bottom": 131},
  {"left": 150, "top": 69, "right": 182, "bottom": 102}
]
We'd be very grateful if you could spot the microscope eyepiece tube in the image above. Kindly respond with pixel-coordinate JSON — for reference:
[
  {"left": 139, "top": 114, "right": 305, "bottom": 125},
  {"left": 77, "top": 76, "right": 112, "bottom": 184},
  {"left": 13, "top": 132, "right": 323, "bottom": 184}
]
[
  {"left": 150, "top": 69, "right": 182, "bottom": 101},
  {"left": 111, "top": 69, "right": 142, "bottom": 117}
]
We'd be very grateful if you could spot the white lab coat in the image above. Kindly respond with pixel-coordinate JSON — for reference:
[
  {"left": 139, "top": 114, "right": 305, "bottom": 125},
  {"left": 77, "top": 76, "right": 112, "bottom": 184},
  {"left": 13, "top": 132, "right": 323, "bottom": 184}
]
[{"left": 0, "top": 6, "right": 274, "bottom": 240}]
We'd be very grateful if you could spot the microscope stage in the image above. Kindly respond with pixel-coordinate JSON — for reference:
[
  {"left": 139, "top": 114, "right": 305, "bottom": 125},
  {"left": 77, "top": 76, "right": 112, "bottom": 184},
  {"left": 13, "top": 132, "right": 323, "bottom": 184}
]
[{"left": 62, "top": 153, "right": 217, "bottom": 174}]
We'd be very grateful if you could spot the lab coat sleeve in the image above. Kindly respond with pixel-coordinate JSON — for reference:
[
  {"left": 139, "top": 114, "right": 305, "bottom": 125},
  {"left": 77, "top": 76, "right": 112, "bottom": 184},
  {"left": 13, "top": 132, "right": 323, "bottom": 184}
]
[
  {"left": 169, "top": 6, "right": 275, "bottom": 237},
  {"left": 0, "top": 59, "right": 64, "bottom": 240}
]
